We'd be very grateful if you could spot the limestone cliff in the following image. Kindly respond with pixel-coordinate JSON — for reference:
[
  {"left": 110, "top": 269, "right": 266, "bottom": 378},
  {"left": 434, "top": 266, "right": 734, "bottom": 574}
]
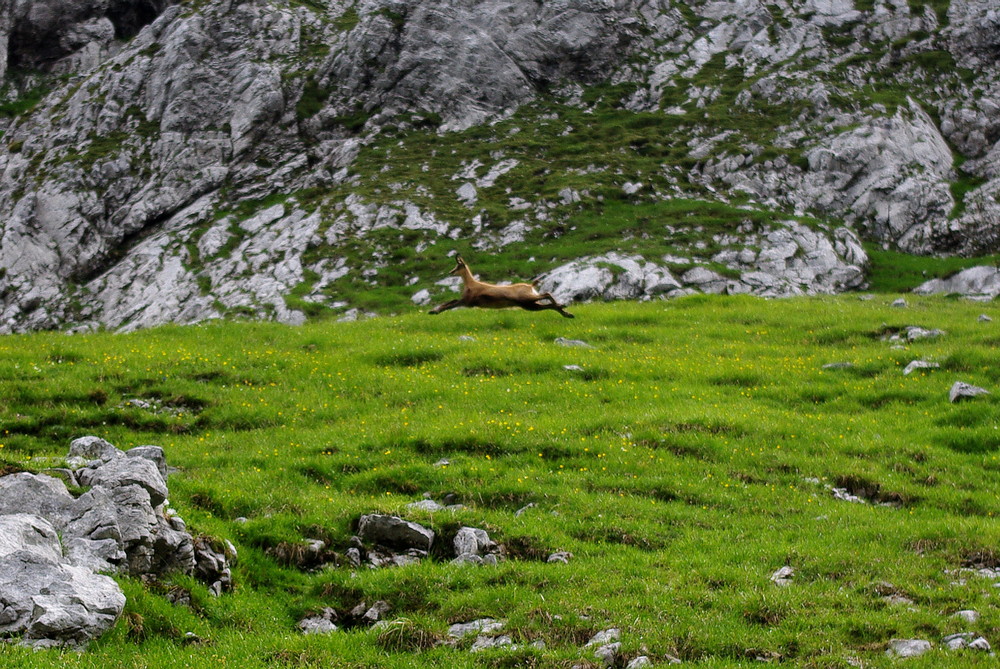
[{"left": 0, "top": 0, "right": 997, "bottom": 332}]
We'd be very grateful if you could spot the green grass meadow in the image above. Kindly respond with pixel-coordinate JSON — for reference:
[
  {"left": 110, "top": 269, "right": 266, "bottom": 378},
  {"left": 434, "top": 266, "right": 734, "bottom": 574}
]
[{"left": 2, "top": 295, "right": 1000, "bottom": 667}]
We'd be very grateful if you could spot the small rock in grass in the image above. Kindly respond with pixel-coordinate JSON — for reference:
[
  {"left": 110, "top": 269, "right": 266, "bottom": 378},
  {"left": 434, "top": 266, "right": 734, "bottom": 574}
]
[
  {"left": 832, "top": 487, "right": 866, "bottom": 503},
  {"left": 555, "top": 337, "right": 593, "bottom": 348},
  {"left": 297, "top": 608, "right": 338, "bottom": 635},
  {"left": 406, "top": 499, "right": 445, "bottom": 512},
  {"left": 515, "top": 503, "right": 536, "bottom": 516},
  {"left": 564, "top": 364, "right": 585, "bottom": 372},
  {"left": 586, "top": 628, "right": 620, "bottom": 647},
  {"left": 594, "top": 642, "right": 621, "bottom": 668},
  {"left": 887, "top": 639, "right": 931, "bottom": 658},
  {"left": 547, "top": 551, "right": 573, "bottom": 564},
  {"left": 471, "top": 634, "right": 513, "bottom": 651},
  {"left": 969, "top": 637, "right": 992, "bottom": 652},
  {"left": 953, "top": 609, "right": 980, "bottom": 623},
  {"left": 949, "top": 381, "right": 989, "bottom": 403},
  {"left": 770, "top": 565, "right": 795, "bottom": 586},
  {"left": 626, "top": 656, "right": 653, "bottom": 668},
  {"left": 448, "top": 618, "right": 505, "bottom": 639},
  {"left": 903, "top": 360, "right": 940, "bottom": 375},
  {"left": 979, "top": 314, "right": 992, "bottom": 322},
  {"left": 891, "top": 298, "right": 908, "bottom": 308},
  {"left": 905, "top": 326, "right": 945, "bottom": 341},
  {"left": 822, "top": 362, "right": 853, "bottom": 370}
]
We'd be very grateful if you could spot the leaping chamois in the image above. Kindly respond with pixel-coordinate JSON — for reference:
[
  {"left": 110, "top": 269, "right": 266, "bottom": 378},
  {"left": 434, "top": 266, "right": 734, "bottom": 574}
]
[{"left": 429, "top": 256, "right": 575, "bottom": 318}]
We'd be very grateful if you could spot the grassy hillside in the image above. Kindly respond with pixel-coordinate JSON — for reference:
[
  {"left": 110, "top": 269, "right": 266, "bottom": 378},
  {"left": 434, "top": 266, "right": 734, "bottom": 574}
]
[{"left": 1, "top": 294, "right": 1000, "bottom": 667}]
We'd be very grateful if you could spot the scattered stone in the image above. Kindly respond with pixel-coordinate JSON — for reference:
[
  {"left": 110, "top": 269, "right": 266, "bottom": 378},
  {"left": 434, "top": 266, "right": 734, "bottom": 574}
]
[
  {"left": 357, "top": 514, "right": 434, "bottom": 552},
  {"left": 831, "top": 487, "right": 866, "bottom": 503},
  {"left": 433, "top": 459, "right": 451, "bottom": 468},
  {"left": 953, "top": 609, "right": 980, "bottom": 624},
  {"left": 407, "top": 499, "right": 445, "bottom": 512},
  {"left": 980, "top": 314, "right": 993, "bottom": 322},
  {"left": 903, "top": 360, "right": 940, "bottom": 375},
  {"left": 822, "top": 362, "right": 853, "bottom": 370},
  {"left": 458, "top": 335, "right": 477, "bottom": 342},
  {"left": 593, "top": 641, "right": 621, "bottom": 667},
  {"left": 564, "top": 364, "right": 585, "bottom": 372},
  {"left": 514, "top": 503, "right": 536, "bottom": 516},
  {"left": 891, "top": 298, "right": 908, "bottom": 308},
  {"left": 345, "top": 600, "right": 391, "bottom": 627},
  {"left": 626, "top": 657, "right": 654, "bottom": 669},
  {"left": 586, "top": 628, "right": 621, "bottom": 647},
  {"left": 471, "top": 634, "right": 514, "bottom": 651},
  {"left": 887, "top": 326, "right": 946, "bottom": 342},
  {"left": 949, "top": 381, "right": 989, "bottom": 403},
  {"left": 297, "top": 608, "right": 339, "bottom": 635},
  {"left": 448, "top": 618, "right": 505, "bottom": 639},
  {"left": 547, "top": 551, "right": 573, "bottom": 564},
  {"left": 453, "top": 526, "right": 503, "bottom": 565},
  {"left": 882, "top": 594, "right": 915, "bottom": 606},
  {"left": 555, "top": 337, "right": 594, "bottom": 348},
  {"left": 411, "top": 289, "right": 431, "bottom": 306},
  {"left": 193, "top": 536, "right": 236, "bottom": 596},
  {"left": 887, "top": 639, "right": 932, "bottom": 658},
  {"left": 942, "top": 632, "right": 989, "bottom": 651},
  {"left": 770, "top": 565, "right": 795, "bottom": 586}
]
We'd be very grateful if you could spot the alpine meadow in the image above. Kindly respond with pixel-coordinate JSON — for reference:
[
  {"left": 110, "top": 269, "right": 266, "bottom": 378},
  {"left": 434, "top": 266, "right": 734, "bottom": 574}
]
[
  {"left": 2, "top": 292, "right": 1000, "bottom": 667},
  {"left": 3, "top": 0, "right": 1000, "bottom": 665}
]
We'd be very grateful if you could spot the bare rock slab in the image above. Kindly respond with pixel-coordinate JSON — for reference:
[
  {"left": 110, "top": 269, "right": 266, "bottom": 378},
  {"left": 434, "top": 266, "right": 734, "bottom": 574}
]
[{"left": 357, "top": 514, "right": 434, "bottom": 552}]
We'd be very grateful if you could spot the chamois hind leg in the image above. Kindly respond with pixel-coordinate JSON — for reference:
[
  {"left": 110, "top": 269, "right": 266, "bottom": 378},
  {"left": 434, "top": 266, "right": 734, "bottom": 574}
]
[
  {"left": 429, "top": 299, "right": 463, "bottom": 315},
  {"left": 534, "top": 293, "right": 574, "bottom": 318},
  {"left": 521, "top": 295, "right": 575, "bottom": 319}
]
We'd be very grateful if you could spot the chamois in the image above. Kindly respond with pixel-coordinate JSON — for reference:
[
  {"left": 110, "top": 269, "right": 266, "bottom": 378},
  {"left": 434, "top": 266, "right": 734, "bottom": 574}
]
[{"left": 429, "top": 256, "right": 575, "bottom": 318}]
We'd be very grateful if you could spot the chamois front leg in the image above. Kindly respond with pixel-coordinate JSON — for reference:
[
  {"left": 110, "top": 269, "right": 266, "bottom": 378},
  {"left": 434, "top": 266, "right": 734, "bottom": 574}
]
[{"left": 429, "top": 299, "right": 463, "bottom": 315}]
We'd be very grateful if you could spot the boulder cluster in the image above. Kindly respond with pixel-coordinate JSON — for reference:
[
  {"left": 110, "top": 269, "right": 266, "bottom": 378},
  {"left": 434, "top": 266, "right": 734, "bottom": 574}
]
[{"left": 0, "top": 436, "right": 233, "bottom": 648}]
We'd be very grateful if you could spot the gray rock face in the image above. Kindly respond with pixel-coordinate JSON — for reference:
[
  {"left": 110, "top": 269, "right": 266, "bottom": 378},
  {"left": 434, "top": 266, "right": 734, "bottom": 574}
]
[
  {"left": 3, "top": 0, "right": 172, "bottom": 79},
  {"left": 322, "top": 0, "right": 640, "bottom": 132},
  {"left": 800, "top": 100, "right": 955, "bottom": 254},
  {"left": 0, "top": 514, "right": 125, "bottom": 647}
]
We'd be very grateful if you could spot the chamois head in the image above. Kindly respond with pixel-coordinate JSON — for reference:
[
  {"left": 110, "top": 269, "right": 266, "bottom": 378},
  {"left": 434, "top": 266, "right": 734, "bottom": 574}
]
[{"left": 449, "top": 255, "right": 468, "bottom": 276}]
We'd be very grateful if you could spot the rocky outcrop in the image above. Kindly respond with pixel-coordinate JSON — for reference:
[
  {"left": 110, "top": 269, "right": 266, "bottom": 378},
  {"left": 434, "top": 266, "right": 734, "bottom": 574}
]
[
  {"left": 0, "top": 436, "right": 235, "bottom": 647},
  {"left": 538, "top": 221, "right": 867, "bottom": 303},
  {"left": 914, "top": 266, "right": 1000, "bottom": 298}
]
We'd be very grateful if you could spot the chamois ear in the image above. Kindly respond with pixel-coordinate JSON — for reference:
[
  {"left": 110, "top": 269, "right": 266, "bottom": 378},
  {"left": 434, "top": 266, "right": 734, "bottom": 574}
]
[{"left": 455, "top": 255, "right": 465, "bottom": 264}]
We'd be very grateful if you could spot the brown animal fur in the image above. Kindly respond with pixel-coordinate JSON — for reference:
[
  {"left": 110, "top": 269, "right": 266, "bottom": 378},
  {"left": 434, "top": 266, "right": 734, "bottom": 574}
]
[{"left": 429, "top": 256, "right": 574, "bottom": 318}]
